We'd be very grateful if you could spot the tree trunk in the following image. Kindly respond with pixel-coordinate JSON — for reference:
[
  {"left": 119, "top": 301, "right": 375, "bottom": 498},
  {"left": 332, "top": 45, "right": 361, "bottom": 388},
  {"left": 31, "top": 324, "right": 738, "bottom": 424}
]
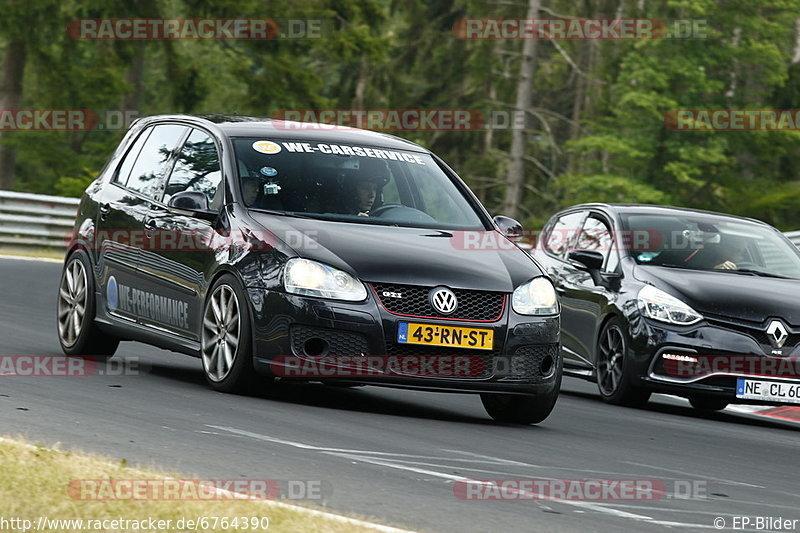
[
  {"left": 502, "top": 0, "right": 541, "bottom": 220},
  {"left": 0, "top": 40, "right": 26, "bottom": 190},
  {"left": 122, "top": 50, "right": 145, "bottom": 113}
]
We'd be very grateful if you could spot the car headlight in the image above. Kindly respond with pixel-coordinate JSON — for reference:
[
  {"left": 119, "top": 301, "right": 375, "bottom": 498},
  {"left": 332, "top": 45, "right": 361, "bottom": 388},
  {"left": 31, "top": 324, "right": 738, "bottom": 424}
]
[
  {"left": 284, "top": 258, "right": 367, "bottom": 301},
  {"left": 637, "top": 284, "right": 702, "bottom": 325},
  {"left": 512, "top": 277, "right": 558, "bottom": 315}
]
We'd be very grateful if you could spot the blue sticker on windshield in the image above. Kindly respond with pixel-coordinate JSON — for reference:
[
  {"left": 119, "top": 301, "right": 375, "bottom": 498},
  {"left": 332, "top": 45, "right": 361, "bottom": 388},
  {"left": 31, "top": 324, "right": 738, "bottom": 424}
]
[{"left": 260, "top": 166, "right": 278, "bottom": 177}]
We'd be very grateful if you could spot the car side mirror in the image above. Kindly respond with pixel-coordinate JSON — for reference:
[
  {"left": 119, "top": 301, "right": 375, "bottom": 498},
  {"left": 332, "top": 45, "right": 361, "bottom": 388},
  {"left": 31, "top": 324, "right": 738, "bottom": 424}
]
[
  {"left": 568, "top": 250, "right": 604, "bottom": 271},
  {"left": 493, "top": 215, "right": 523, "bottom": 239},
  {"left": 167, "top": 191, "right": 217, "bottom": 220},
  {"left": 568, "top": 250, "right": 611, "bottom": 287}
]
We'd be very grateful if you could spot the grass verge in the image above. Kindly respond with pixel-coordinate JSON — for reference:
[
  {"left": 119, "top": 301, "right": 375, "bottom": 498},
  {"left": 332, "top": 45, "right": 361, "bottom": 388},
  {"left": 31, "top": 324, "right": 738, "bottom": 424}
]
[{"left": 0, "top": 436, "right": 409, "bottom": 533}]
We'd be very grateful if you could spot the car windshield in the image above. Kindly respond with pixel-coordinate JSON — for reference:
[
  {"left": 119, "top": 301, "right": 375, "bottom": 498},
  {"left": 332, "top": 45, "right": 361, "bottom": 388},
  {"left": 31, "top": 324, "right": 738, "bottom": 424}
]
[
  {"left": 620, "top": 212, "right": 800, "bottom": 280},
  {"left": 231, "top": 137, "right": 485, "bottom": 230}
]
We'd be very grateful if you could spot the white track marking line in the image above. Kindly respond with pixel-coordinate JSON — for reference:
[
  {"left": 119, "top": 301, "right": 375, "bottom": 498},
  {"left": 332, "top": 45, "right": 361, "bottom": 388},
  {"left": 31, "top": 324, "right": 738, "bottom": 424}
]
[
  {"left": 208, "top": 426, "right": 669, "bottom": 523},
  {"left": 621, "top": 461, "right": 764, "bottom": 488},
  {"left": 0, "top": 254, "right": 63, "bottom": 264}
]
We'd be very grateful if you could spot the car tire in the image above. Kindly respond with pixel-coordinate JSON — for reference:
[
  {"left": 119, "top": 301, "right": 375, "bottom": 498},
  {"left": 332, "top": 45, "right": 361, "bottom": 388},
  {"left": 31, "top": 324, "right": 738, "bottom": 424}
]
[
  {"left": 57, "top": 250, "right": 120, "bottom": 358},
  {"left": 688, "top": 395, "right": 729, "bottom": 412},
  {"left": 480, "top": 365, "right": 561, "bottom": 425},
  {"left": 201, "top": 274, "right": 259, "bottom": 393},
  {"left": 595, "top": 317, "right": 651, "bottom": 407}
]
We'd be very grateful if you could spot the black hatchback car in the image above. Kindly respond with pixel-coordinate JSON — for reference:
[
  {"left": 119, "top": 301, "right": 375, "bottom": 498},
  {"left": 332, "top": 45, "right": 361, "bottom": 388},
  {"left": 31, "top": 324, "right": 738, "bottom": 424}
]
[
  {"left": 533, "top": 203, "right": 800, "bottom": 411},
  {"left": 57, "top": 114, "right": 561, "bottom": 424}
]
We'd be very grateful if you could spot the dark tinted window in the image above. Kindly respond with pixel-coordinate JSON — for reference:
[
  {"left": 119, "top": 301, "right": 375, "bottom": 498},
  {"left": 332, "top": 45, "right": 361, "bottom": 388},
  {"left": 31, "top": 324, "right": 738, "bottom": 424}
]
[
  {"left": 163, "top": 129, "right": 223, "bottom": 207},
  {"left": 115, "top": 127, "right": 152, "bottom": 185},
  {"left": 545, "top": 212, "right": 585, "bottom": 257},
  {"left": 125, "top": 124, "right": 189, "bottom": 199}
]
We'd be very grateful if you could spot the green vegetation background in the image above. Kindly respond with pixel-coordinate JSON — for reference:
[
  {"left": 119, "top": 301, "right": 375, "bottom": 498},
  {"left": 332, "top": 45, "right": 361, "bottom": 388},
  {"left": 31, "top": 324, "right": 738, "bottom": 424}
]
[{"left": 2, "top": 0, "right": 800, "bottom": 230}]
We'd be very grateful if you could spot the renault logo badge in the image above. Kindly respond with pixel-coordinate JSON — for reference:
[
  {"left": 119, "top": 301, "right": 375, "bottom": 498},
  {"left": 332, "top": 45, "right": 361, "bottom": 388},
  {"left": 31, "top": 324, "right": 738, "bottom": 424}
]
[{"left": 766, "top": 320, "right": 789, "bottom": 349}]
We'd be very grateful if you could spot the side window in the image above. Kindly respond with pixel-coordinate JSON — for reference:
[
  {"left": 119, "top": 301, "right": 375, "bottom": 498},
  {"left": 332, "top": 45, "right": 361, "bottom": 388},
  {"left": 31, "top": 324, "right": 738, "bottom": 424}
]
[
  {"left": 125, "top": 124, "right": 189, "bottom": 199},
  {"left": 577, "top": 216, "right": 618, "bottom": 271},
  {"left": 163, "top": 129, "right": 223, "bottom": 207},
  {"left": 545, "top": 212, "right": 585, "bottom": 258},
  {"left": 114, "top": 126, "right": 152, "bottom": 185}
]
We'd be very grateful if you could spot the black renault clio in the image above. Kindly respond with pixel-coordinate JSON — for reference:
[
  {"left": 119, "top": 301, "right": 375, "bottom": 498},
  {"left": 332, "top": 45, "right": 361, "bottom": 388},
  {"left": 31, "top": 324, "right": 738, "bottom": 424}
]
[
  {"left": 533, "top": 203, "right": 800, "bottom": 411},
  {"left": 57, "top": 114, "right": 561, "bottom": 424}
]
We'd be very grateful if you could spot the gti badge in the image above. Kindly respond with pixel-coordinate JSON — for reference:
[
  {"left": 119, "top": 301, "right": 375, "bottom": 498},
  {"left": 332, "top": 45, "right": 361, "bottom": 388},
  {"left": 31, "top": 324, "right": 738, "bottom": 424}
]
[
  {"left": 766, "top": 319, "right": 789, "bottom": 349},
  {"left": 430, "top": 287, "right": 458, "bottom": 315},
  {"left": 382, "top": 291, "right": 403, "bottom": 299}
]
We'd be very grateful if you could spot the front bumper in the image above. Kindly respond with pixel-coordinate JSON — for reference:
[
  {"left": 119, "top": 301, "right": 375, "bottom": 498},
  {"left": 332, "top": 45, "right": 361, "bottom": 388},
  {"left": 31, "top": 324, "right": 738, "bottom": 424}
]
[
  {"left": 246, "top": 288, "right": 561, "bottom": 395},
  {"left": 628, "top": 317, "right": 800, "bottom": 403}
]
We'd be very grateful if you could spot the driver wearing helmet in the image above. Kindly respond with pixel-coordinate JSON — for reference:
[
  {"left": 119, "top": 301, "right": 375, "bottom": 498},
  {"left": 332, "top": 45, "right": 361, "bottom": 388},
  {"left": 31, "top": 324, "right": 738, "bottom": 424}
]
[{"left": 346, "top": 159, "right": 390, "bottom": 216}]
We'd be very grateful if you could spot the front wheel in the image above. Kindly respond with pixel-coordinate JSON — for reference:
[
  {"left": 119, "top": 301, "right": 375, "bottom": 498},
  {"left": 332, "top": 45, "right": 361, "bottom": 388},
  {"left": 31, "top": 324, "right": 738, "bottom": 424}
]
[
  {"left": 481, "top": 389, "right": 559, "bottom": 425},
  {"left": 201, "top": 274, "right": 259, "bottom": 393},
  {"left": 57, "top": 251, "right": 119, "bottom": 358},
  {"left": 595, "top": 318, "right": 650, "bottom": 407}
]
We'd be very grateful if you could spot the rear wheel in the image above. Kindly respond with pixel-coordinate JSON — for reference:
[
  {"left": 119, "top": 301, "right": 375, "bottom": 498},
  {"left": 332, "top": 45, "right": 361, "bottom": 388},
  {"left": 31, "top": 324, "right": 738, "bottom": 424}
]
[
  {"left": 57, "top": 251, "right": 119, "bottom": 358},
  {"left": 688, "top": 395, "right": 729, "bottom": 412},
  {"left": 201, "top": 274, "right": 259, "bottom": 393},
  {"left": 596, "top": 318, "right": 650, "bottom": 407}
]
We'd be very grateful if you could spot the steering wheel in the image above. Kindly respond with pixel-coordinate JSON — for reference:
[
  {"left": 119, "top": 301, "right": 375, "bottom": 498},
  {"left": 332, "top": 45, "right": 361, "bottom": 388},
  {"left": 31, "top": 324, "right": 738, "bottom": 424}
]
[{"left": 368, "top": 204, "right": 437, "bottom": 224}]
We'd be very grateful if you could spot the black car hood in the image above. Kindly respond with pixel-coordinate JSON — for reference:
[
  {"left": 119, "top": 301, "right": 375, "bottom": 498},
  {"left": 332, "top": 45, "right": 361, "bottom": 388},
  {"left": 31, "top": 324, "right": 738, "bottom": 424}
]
[
  {"left": 633, "top": 265, "right": 800, "bottom": 324},
  {"left": 248, "top": 212, "right": 542, "bottom": 292}
]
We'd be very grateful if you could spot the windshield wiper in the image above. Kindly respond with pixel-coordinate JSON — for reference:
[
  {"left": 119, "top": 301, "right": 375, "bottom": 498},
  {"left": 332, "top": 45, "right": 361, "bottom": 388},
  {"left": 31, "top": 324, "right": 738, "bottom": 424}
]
[{"left": 729, "top": 268, "right": 795, "bottom": 279}]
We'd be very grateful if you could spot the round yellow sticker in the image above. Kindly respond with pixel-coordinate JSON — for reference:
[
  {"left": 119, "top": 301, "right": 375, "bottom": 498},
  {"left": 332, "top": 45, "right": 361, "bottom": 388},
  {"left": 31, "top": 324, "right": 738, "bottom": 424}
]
[{"left": 252, "top": 140, "right": 281, "bottom": 154}]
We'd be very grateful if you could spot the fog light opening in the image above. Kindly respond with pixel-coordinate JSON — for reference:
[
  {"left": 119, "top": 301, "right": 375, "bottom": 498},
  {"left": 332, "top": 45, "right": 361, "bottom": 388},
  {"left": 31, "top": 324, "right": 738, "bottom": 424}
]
[
  {"left": 303, "top": 338, "right": 329, "bottom": 357},
  {"left": 540, "top": 355, "right": 554, "bottom": 376}
]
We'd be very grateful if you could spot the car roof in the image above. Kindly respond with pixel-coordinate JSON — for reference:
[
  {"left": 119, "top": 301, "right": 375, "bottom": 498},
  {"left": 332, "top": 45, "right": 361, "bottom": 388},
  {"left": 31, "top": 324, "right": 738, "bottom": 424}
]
[
  {"left": 563, "top": 203, "right": 770, "bottom": 227},
  {"left": 134, "top": 114, "right": 429, "bottom": 153}
]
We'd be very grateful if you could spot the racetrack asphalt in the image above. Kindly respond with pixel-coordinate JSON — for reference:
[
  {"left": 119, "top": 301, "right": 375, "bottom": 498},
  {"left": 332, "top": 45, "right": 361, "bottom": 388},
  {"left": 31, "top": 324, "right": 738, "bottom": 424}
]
[{"left": 1, "top": 257, "right": 798, "bottom": 532}]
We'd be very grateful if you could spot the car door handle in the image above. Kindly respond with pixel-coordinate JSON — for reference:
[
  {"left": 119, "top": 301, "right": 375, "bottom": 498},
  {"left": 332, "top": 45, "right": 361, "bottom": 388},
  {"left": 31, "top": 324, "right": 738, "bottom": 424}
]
[
  {"left": 144, "top": 219, "right": 159, "bottom": 238},
  {"left": 99, "top": 203, "right": 111, "bottom": 220}
]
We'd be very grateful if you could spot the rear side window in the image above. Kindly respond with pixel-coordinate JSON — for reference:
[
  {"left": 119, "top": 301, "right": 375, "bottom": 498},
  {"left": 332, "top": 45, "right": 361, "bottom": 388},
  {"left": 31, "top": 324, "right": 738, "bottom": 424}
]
[
  {"left": 163, "top": 129, "right": 223, "bottom": 207},
  {"left": 545, "top": 212, "right": 585, "bottom": 258},
  {"left": 124, "top": 124, "right": 189, "bottom": 199}
]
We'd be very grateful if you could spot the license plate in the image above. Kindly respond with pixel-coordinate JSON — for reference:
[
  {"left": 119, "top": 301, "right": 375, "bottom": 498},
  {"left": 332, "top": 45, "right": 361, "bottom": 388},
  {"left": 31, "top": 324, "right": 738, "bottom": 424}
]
[
  {"left": 397, "top": 322, "right": 493, "bottom": 350},
  {"left": 736, "top": 378, "right": 800, "bottom": 404}
]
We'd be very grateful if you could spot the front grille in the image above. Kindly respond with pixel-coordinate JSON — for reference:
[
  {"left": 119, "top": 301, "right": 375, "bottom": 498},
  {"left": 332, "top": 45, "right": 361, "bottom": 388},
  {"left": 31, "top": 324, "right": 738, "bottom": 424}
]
[
  {"left": 290, "top": 325, "right": 368, "bottom": 356},
  {"left": 706, "top": 318, "right": 800, "bottom": 350},
  {"left": 383, "top": 342, "right": 498, "bottom": 379},
  {"left": 371, "top": 283, "right": 505, "bottom": 322}
]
